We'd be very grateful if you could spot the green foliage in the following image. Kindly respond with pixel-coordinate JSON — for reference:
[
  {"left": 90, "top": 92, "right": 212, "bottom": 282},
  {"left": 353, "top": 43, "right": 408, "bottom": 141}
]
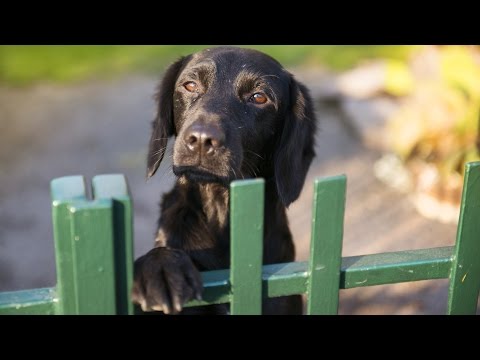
[
  {"left": 0, "top": 45, "right": 419, "bottom": 86},
  {"left": 252, "top": 45, "right": 419, "bottom": 70},
  {"left": 0, "top": 45, "right": 207, "bottom": 86}
]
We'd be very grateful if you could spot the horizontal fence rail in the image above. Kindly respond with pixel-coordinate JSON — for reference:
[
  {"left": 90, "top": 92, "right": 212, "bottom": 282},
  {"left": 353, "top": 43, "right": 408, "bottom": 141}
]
[
  {"left": 0, "top": 248, "right": 456, "bottom": 314},
  {"left": 1, "top": 162, "right": 479, "bottom": 315}
]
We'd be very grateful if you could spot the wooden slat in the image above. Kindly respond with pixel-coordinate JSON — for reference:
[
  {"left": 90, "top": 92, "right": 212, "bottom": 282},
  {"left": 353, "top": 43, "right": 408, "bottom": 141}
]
[
  {"left": 342, "top": 246, "right": 453, "bottom": 287},
  {"left": 51, "top": 175, "right": 87, "bottom": 314},
  {"left": 92, "top": 174, "right": 134, "bottom": 315},
  {"left": 229, "top": 179, "right": 264, "bottom": 315},
  {"left": 0, "top": 288, "right": 56, "bottom": 315},
  {"left": 448, "top": 162, "right": 480, "bottom": 314},
  {"left": 69, "top": 200, "right": 117, "bottom": 314},
  {"left": 183, "top": 269, "right": 231, "bottom": 307},
  {"left": 307, "top": 176, "right": 346, "bottom": 315}
]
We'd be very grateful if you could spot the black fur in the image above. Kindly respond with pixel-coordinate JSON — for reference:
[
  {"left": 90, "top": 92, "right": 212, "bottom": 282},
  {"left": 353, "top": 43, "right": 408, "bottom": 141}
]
[{"left": 132, "top": 46, "right": 317, "bottom": 315}]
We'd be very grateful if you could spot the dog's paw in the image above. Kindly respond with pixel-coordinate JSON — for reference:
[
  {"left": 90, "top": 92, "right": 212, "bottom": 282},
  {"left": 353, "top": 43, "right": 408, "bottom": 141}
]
[{"left": 131, "top": 247, "right": 203, "bottom": 314}]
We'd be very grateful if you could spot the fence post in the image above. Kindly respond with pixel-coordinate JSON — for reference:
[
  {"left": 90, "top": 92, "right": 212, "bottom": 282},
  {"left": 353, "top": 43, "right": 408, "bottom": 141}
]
[
  {"left": 447, "top": 162, "right": 480, "bottom": 314},
  {"left": 230, "top": 179, "right": 264, "bottom": 315},
  {"left": 307, "top": 175, "right": 346, "bottom": 315},
  {"left": 92, "top": 175, "right": 134, "bottom": 315},
  {"left": 51, "top": 175, "right": 132, "bottom": 315},
  {"left": 51, "top": 176, "right": 87, "bottom": 315},
  {"left": 68, "top": 199, "right": 117, "bottom": 314}
]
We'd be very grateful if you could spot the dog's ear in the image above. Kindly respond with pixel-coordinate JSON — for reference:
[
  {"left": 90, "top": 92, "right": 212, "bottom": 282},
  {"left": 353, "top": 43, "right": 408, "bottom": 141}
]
[
  {"left": 147, "top": 56, "right": 190, "bottom": 179},
  {"left": 274, "top": 75, "right": 316, "bottom": 207}
]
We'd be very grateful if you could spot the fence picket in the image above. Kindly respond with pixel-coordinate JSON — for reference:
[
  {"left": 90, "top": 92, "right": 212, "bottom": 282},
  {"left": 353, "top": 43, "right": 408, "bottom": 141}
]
[
  {"left": 92, "top": 175, "right": 134, "bottom": 315},
  {"left": 230, "top": 179, "right": 264, "bottom": 315},
  {"left": 307, "top": 176, "right": 346, "bottom": 315},
  {"left": 69, "top": 200, "right": 116, "bottom": 314},
  {"left": 447, "top": 162, "right": 480, "bottom": 314},
  {"left": 51, "top": 176, "right": 87, "bottom": 314}
]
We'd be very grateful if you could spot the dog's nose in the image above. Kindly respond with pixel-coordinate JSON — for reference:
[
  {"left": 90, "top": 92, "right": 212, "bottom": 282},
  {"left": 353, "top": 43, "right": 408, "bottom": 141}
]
[{"left": 184, "top": 124, "right": 224, "bottom": 155}]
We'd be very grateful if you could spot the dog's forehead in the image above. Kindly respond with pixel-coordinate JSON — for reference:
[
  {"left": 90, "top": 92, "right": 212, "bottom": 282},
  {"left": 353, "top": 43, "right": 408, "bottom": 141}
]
[{"left": 188, "top": 47, "right": 286, "bottom": 77}]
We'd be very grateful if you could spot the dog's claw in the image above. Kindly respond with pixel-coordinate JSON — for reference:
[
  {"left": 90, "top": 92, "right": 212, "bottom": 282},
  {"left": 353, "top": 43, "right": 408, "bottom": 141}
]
[
  {"left": 132, "top": 247, "right": 203, "bottom": 315},
  {"left": 140, "top": 301, "right": 150, "bottom": 312},
  {"left": 174, "top": 302, "right": 183, "bottom": 313}
]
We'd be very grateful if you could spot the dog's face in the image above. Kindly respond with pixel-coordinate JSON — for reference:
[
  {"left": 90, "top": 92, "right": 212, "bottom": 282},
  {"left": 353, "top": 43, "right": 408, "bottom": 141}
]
[
  {"left": 171, "top": 47, "right": 289, "bottom": 183},
  {"left": 147, "top": 47, "right": 316, "bottom": 206}
]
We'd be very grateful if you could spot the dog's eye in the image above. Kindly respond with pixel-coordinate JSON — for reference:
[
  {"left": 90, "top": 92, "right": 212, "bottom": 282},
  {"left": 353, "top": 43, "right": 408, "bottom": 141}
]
[
  {"left": 184, "top": 81, "right": 197, "bottom": 92},
  {"left": 250, "top": 93, "right": 268, "bottom": 104}
]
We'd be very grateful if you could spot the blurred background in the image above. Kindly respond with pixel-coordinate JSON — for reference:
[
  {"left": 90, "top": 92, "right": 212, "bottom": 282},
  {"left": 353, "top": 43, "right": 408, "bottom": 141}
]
[{"left": 1, "top": 45, "right": 479, "bottom": 314}]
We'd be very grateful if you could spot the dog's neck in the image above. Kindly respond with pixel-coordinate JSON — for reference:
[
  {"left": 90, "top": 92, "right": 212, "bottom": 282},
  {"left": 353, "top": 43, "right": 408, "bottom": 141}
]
[
  {"left": 197, "top": 182, "right": 230, "bottom": 230},
  {"left": 174, "top": 175, "right": 291, "bottom": 265},
  {"left": 179, "top": 175, "right": 285, "bottom": 234}
]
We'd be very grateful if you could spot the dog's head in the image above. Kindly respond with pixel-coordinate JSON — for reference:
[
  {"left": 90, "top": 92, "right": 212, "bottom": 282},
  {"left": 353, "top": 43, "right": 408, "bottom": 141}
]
[{"left": 147, "top": 46, "right": 316, "bottom": 207}]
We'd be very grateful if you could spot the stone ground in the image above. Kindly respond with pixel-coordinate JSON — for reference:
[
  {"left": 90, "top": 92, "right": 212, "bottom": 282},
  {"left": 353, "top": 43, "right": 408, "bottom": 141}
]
[{"left": 0, "top": 70, "right": 477, "bottom": 314}]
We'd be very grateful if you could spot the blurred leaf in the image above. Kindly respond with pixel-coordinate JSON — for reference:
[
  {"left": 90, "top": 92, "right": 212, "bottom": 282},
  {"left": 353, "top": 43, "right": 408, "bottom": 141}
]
[
  {"left": 387, "top": 106, "right": 426, "bottom": 159},
  {"left": 385, "top": 60, "right": 415, "bottom": 96},
  {"left": 440, "top": 46, "right": 480, "bottom": 100}
]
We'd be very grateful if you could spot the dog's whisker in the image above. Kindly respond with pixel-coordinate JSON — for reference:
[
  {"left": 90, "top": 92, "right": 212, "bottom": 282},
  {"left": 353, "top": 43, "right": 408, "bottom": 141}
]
[
  {"left": 245, "top": 150, "right": 264, "bottom": 160},
  {"left": 230, "top": 166, "right": 239, "bottom": 180},
  {"left": 243, "top": 159, "right": 259, "bottom": 178},
  {"left": 235, "top": 166, "right": 245, "bottom": 180},
  {"left": 151, "top": 147, "right": 167, "bottom": 157}
]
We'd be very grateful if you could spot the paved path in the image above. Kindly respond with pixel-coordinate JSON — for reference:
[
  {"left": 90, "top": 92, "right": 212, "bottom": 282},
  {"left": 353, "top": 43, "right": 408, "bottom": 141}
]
[{"left": 0, "top": 71, "right": 472, "bottom": 314}]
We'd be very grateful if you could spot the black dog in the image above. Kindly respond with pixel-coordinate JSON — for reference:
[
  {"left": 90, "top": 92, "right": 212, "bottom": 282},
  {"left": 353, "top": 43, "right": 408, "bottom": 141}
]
[{"left": 132, "top": 46, "right": 317, "bottom": 315}]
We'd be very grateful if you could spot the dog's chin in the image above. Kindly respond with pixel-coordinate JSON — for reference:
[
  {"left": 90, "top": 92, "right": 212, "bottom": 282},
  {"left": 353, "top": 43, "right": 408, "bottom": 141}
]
[{"left": 173, "top": 165, "right": 230, "bottom": 185}]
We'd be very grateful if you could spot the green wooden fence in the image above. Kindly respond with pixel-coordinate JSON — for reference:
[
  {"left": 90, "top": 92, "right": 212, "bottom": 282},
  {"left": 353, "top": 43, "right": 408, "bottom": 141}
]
[{"left": 1, "top": 162, "right": 479, "bottom": 315}]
